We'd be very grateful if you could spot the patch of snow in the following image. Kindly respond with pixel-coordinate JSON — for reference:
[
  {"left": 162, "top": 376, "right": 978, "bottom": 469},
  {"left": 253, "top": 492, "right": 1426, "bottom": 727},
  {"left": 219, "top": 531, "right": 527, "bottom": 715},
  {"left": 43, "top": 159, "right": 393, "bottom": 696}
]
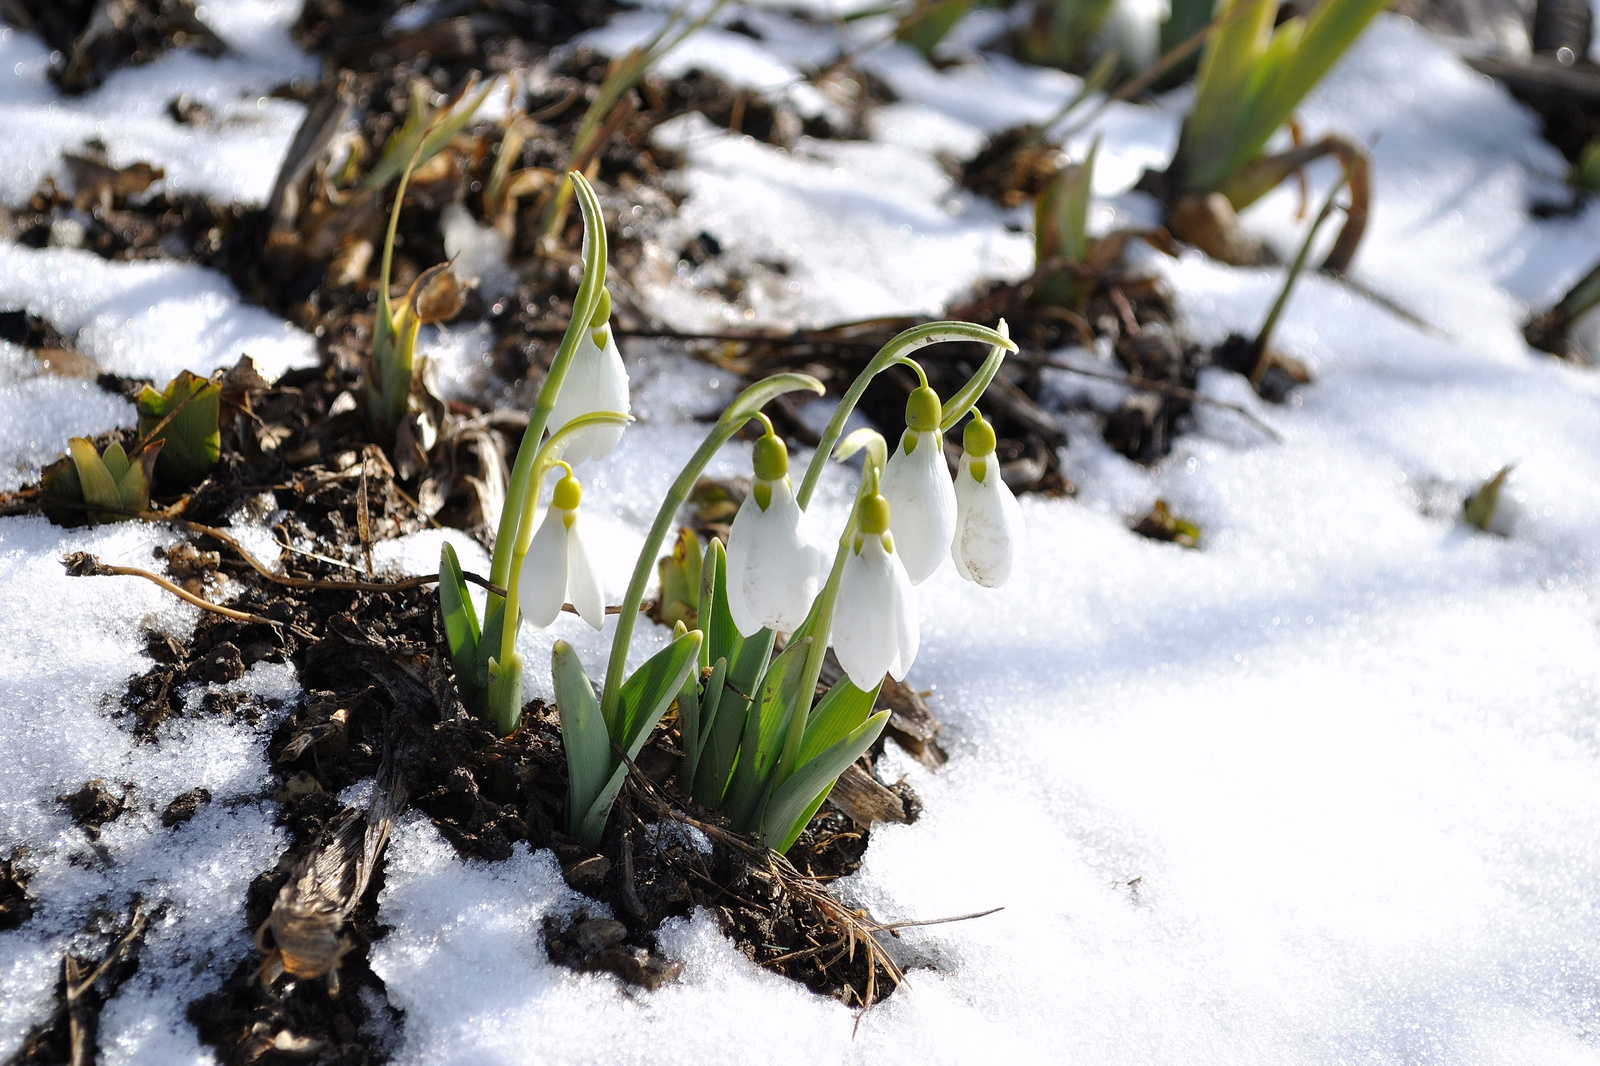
[
  {"left": 0, "top": 244, "right": 316, "bottom": 382},
  {"left": 0, "top": 1, "right": 315, "bottom": 207}
]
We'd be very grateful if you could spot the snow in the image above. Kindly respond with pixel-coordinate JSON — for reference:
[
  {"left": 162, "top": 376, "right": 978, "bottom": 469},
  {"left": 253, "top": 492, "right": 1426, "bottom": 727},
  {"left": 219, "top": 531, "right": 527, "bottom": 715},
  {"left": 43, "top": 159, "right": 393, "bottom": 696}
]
[{"left": 3, "top": 1, "right": 1600, "bottom": 1064}]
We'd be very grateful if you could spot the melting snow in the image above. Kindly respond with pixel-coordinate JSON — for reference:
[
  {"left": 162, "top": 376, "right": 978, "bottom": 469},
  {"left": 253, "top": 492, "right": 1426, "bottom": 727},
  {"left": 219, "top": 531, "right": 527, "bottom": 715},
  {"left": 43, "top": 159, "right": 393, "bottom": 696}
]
[{"left": 1, "top": 2, "right": 1599, "bottom": 1064}]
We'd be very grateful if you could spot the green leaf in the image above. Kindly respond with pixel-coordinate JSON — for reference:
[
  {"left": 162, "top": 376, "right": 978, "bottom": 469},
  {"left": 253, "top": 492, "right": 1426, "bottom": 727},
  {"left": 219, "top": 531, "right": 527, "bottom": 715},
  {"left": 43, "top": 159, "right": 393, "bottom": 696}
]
[
  {"left": 487, "top": 651, "right": 524, "bottom": 738},
  {"left": 614, "top": 629, "right": 704, "bottom": 749},
  {"left": 136, "top": 371, "right": 221, "bottom": 486},
  {"left": 554, "top": 641, "right": 611, "bottom": 841},
  {"left": 761, "top": 710, "right": 891, "bottom": 854},
  {"left": 700, "top": 539, "right": 742, "bottom": 669},
  {"left": 473, "top": 597, "right": 506, "bottom": 694},
  {"left": 676, "top": 661, "right": 702, "bottom": 794},
  {"left": 896, "top": 0, "right": 980, "bottom": 54},
  {"left": 721, "top": 637, "right": 811, "bottom": 828},
  {"left": 796, "top": 679, "right": 882, "bottom": 769},
  {"left": 1183, "top": 0, "right": 1386, "bottom": 193},
  {"left": 364, "top": 78, "right": 494, "bottom": 191},
  {"left": 574, "top": 630, "right": 703, "bottom": 847},
  {"left": 68, "top": 438, "right": 123, "bottom": 517},
  {"left": 690, "top": 657, "right": 735, "bottom": 806},
  {"left": 437, "top": 542, "right": 480, "bottom": 677}
]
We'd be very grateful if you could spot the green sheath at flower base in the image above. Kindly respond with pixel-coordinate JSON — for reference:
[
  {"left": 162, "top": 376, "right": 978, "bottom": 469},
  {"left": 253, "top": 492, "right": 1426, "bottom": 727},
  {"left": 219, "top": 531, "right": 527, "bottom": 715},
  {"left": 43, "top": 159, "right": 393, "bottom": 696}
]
[
  {"left": 964, "top": 413, "right": 997, "bottom": 482},
  {"left": 904, "top": 386, "right": 942, "bottom": 438},
  {"left": 751, "top": 431, "right": 788, "bottom": 512},
  {"left": 857, "top": 494, "right": 891, "bottom": 537}
]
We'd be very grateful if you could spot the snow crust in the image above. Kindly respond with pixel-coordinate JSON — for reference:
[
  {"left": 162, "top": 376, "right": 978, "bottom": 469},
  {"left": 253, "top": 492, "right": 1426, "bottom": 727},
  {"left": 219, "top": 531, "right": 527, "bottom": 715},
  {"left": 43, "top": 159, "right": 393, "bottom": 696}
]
[
  {"left": 0, "top": 3, "right": 313, "bottom": 207},
  {"left": 2, "top": 3, "right": 1600, "bottom": 1064}
]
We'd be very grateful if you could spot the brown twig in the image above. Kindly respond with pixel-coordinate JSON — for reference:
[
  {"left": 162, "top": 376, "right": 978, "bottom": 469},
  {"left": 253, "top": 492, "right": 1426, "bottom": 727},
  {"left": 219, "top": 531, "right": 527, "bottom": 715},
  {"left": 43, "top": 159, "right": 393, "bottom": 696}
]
[
  {"left": 1031, "top": 351, "right": 1285, "bottom": 442},
  {"left": 62, "top": 553, "right": 315, "bottom": 638}
]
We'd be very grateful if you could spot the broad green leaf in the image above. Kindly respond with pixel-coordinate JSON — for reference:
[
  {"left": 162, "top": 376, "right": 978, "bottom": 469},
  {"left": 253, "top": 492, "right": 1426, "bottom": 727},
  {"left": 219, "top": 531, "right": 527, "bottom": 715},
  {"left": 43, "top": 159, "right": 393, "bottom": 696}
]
[
  {"left": 761, "top": 710, "right": 890, "bottom": 854},
  {"left": 702, "top": 539, "right": 743, "bottom": 670},
  {"left": 68, "top": 439, "right": 122, "bottom": 513},
  {"left": 473, "top": 598, "right": 506, "bottom": 685},
  {"left": 487, "top": 651, "right": 524, "bottom": 738},
  {"left": 721, "top": 637, "right": 810, "bottom": 827},
  {"left": 100, "top": 441, "right": 130, "bottom": 482},
  {"left": 727, "top": 626, "right": 775, "bottom": 702},
  {"left": 796, "top": 679, "right": 882, "bottom": 769},
  {"left": 576, "top": 631, "right": 701, "bottom": 847},
  {"left": 690, "top": 657, "right": 736, "bottom": 807},
  {"left": 614, "top": 629, "right": 703, "bottom": 749},
  {"left": 554, "top": 641, "right": 610, "bottom": 838},
  {"left": 751, "top": 637, "right": 812, "bottom": 777},
  {"left": 137, "top": 371, "right": 220, "bottom": 486},
  {"left": 437, "top": 542, "right": 480, "bottom": 674},
  {"left": 676, "top": 660, "right": 702, "bottom": 793}
]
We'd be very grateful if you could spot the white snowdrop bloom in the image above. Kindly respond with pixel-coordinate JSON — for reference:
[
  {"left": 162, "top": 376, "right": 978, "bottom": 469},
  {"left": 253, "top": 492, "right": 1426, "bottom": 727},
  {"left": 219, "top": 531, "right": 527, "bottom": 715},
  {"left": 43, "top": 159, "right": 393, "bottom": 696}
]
[
  {"left": 951, "top": 414, "right": 1025, "bottom": 588},
  {"left": 879, "top": 385, "right": 957, "bottom": 585},
  {"left": 516, "top": 469, "right": 605, "bottom": 631},
  {"left": 725, "top": 432, "right": 820, "bottom": 636},
  {"left": 833, "top": 494, "right": 919, "bottom": 690},
  {"left": 548, "top": 290, "right": 630, "bottom": 463}
]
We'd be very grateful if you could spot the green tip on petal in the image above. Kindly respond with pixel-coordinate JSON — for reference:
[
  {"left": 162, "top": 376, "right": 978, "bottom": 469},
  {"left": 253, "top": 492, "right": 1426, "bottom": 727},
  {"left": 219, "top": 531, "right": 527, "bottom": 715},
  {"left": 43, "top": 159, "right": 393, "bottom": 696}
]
[
  {"left": 553, "top": 473, "right": 583, "bottom": 512},
  {"left": 858, "top": 493, "right": 891, "bottom": 535},
  {"left": 964, "top": 414, "right": 997, "bottom": 458},
  {"left": 905, "top": 386, "right": 942, "bottom": 433},
  {"left": 752, "top": 432, "right": 788, "bottom": 482}
]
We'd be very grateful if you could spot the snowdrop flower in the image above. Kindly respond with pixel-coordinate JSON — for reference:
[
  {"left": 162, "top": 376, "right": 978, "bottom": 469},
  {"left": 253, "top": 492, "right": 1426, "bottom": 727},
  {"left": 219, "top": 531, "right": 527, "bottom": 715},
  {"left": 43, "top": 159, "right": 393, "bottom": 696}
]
[
  {"left": 549, "top": 288, "right": 630, "bottom": 463},
  {"left": 951, "top": 413, "right": 1025, "bottom": 588},
  {"left": 516, "top": 465, "right": 605, "bottom": 631},
  {"left": 833, "top": 494, "right": 919, "bottom": 689},
  {"left": 725, "top": 428, "right": 820, "bottom": 636},
  {"left": 879, "top": 384, "right": 956, "bottom": 584}
]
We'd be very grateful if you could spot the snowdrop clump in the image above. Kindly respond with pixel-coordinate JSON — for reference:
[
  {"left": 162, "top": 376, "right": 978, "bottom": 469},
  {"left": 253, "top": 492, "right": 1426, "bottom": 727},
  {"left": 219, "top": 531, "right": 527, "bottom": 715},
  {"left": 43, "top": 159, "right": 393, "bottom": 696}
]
[{"left": 436, "top": 172, "right": 1025, "bottom": 854}]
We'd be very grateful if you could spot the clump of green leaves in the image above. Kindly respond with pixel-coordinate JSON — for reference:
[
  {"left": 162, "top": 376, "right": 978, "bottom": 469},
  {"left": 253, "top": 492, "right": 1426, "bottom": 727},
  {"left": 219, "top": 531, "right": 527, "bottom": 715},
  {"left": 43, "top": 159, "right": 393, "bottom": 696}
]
[
  {"left": 1167, "top": 0, "right": 1384, "bottom": 271},
  {"left": 43, "top": 438, "right": 159, "bottom": 523},
  {"left": 136, "top": 370, "right": 220, "bottom": 487}
]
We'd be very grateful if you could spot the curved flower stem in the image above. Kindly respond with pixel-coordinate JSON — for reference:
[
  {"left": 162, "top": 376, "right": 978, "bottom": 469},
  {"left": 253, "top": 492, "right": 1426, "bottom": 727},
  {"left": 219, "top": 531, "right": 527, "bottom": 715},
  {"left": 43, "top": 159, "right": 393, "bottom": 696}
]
[
  {"left": 489, "top": 172, "right": 609, "bottom": 598},
  {"left": 794, "top": 321, "right": 1015, "bottom": 511},
  {"left": 495, "top": 413, "right": 630, "bottom": 671},
  {"left": 939, "top": 319, "right": 1012, "bottom": 432},
  {"left": 598, "top": 373, "right": 825, "bottom": 733},
  {"left": 768, "top": 431, "right": 886, "bottom": 793}
]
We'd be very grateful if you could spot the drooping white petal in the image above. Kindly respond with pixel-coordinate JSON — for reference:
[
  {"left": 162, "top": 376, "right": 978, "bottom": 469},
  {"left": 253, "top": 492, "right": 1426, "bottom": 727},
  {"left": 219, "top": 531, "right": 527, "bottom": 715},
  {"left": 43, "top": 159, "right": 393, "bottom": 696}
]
[
  {"left": 518, "top": 507, "right": 570, "bottom": 629},
  {"left": 879, "top": 428, "right": 957, "bottom": 585},
  {"left": 548, "top": 327, "right": 630, "bottom": 463},
  {"left": 832, "top": 534, "right": 901, "bottom": 690},
  {"left": 725, "top": 478, "right": 819, "bottom": 637},
  {"left": 886, "top": 541, "right": 919, "bottom": 681},
  {"left": 724, "top": 498, "right": 758, "bottom": 637},
  {"left": 564, "top": 514, "right": 606, "bottom": 631},
  {"left": 952, "top": 453, "right": 1024, "bottom": 588}
]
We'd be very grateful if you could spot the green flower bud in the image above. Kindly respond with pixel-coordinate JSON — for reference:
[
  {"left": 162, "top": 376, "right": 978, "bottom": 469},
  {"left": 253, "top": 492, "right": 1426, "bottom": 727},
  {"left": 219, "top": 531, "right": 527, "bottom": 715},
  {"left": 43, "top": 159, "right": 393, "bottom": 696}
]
[{"left": 905, "top": 386, "right": 941, "bottom": 435}]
